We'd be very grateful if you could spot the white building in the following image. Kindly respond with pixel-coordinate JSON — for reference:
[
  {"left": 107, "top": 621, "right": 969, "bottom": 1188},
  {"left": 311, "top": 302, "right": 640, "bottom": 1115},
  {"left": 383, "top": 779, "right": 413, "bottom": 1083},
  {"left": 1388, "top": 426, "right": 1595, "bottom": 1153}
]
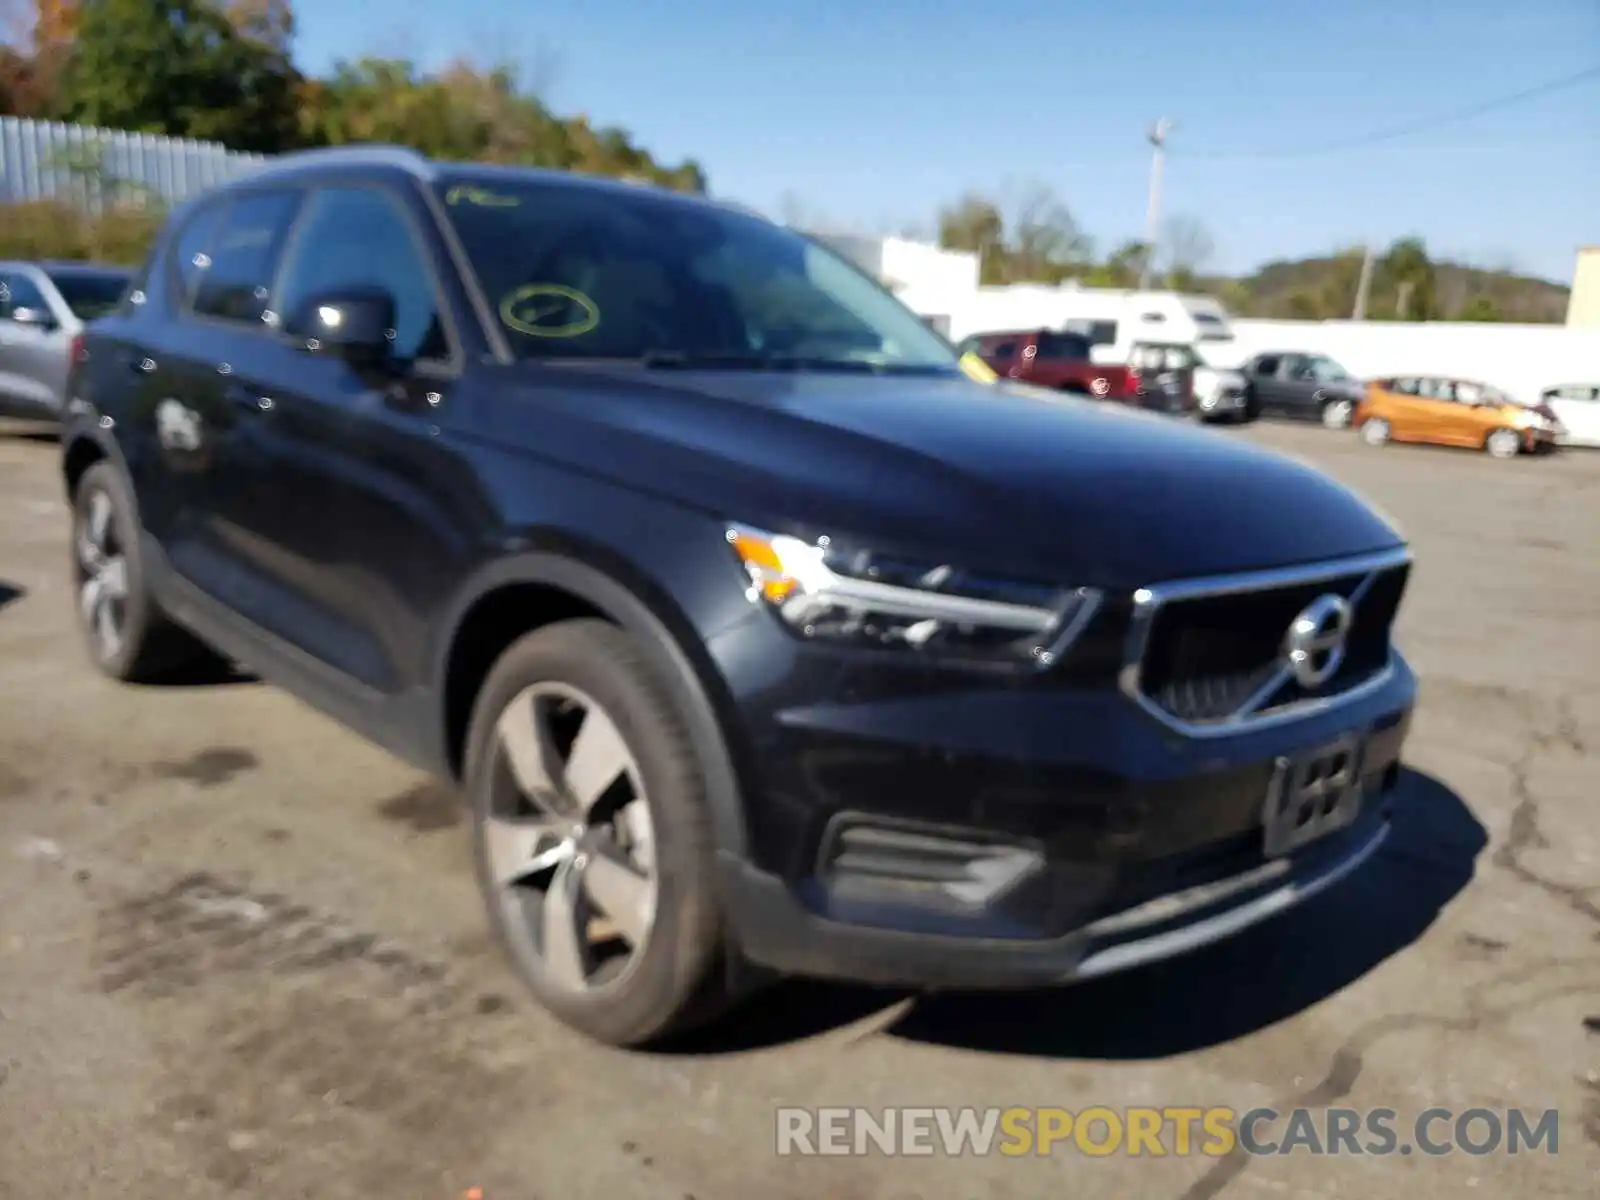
[{"left": 813, "top": 233, "right": 1600, "bottom": 402}]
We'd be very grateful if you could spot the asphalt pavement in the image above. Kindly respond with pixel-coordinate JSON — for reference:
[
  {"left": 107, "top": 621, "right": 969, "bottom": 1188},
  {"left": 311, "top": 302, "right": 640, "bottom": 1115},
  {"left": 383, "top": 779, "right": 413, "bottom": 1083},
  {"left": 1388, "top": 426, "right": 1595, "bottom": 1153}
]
[{"left": 1, "top": 418, "right": 1596, "bottom": 1200}]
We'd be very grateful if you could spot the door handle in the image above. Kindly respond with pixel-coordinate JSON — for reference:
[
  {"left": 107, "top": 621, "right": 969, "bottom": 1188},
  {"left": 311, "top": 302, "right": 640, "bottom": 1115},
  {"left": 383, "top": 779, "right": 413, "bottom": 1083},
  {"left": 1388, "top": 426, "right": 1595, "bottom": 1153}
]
[{"left": 225, "top": 383, "right": 274, "bottom": 414}]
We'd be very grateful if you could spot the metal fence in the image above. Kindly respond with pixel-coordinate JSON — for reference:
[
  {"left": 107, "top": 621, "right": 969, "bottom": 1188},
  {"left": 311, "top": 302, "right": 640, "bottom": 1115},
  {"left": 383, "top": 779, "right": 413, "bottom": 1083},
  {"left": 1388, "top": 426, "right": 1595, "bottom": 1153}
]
[{"left": 0, "top": 117, "right": 268, "bottom": 210}]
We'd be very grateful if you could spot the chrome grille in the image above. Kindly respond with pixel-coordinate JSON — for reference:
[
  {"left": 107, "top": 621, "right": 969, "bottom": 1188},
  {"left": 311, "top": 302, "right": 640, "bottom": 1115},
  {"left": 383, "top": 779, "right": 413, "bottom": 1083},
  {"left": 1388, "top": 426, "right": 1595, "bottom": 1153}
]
[{"left": 1120, "top": 549, "right": 1411, "bottom": 735}]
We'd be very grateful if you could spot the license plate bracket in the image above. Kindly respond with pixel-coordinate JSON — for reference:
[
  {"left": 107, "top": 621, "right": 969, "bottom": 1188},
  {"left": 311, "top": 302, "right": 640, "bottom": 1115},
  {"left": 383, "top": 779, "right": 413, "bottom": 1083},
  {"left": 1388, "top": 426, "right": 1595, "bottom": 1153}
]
[{"left": 1262, "top": 733, "right": 1366, "bottom": 858}]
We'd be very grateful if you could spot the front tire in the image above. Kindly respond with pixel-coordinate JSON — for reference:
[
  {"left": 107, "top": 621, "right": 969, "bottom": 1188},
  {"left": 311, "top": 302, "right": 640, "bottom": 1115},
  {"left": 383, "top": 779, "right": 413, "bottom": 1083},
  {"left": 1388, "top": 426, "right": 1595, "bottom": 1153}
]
[
  {"left": 1321, "top": 397, "right": 1355, "bottom": 429},
  {"left": 71, "top": 462, "right": 210, "bottom": 682},
  {"left": 464, "top": 618, "right": 731, "bottom": 1047},
  {"left": 1359, "top": 417, "right": 1391, "bottom": 447},
  {"left": 1485, "top": 428, "right": 1521, "bottom": 460}
]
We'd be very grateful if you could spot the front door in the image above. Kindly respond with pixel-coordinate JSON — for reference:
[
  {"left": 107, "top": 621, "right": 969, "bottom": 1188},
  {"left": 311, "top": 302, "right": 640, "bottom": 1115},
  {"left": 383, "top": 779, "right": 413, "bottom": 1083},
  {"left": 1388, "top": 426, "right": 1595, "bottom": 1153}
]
[
  {"left": 1274, "top": 354, "right": 1325, "bottom": 420},
  {"left": 221, "top": 181, "right": 475, "bottom": 696}
]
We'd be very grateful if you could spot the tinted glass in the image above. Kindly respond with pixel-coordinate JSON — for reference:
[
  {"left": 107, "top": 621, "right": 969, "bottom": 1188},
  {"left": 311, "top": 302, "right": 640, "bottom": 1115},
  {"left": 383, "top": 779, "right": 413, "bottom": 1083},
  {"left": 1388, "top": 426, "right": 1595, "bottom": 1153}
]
[
  {"left": 434, "top": 176, "right": 957, "bottom": 373},
  {"left": 192, "top": 191, "right": 302, "bottom": 324},
  {"left": 171, "top": 201, "right": 226, "bottom": 302},
  {"left": 0, "top": 272, "right": 49, "bottom": 317},
  {"left": 1253, "top": 355, "right": 1280, "bottom": 375},
  {"left": 48, "top": 270, "right": 131, "bottom": 319},
  {"left": 274, "top": 187, "right": 447, "bottom": 361},
  {"left": 1036, "top": 331, "right": 1090, "bottom": 359}
]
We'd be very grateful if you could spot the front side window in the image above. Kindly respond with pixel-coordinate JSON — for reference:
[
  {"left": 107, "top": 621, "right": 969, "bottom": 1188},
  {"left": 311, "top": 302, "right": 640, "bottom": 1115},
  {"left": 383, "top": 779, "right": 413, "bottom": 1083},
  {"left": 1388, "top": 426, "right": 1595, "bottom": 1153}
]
[
  {"left": 191, "top": 190, "right": 302, "bottom": 325},
  {"left": 48, "top": 270, "right": 131, "bottom": 320},
  {"left": 1308, "top": 356, "right": 1352, "bottom": 382},
  {"left": 274, "top": 186, "right": 448, "bottom": 362},
  {"left": 433, "top": 176, "right": 958, "bottom": 373},
  {"left": 171, "top": 201, "right": 226, "bottom": 303}
]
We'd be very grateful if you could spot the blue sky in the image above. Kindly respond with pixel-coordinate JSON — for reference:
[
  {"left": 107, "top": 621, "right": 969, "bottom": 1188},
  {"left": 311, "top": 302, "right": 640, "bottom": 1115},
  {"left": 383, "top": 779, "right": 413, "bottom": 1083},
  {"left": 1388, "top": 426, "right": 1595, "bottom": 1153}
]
[{"left": 294, "top": 1, "right": 1600, "bottom": 284}]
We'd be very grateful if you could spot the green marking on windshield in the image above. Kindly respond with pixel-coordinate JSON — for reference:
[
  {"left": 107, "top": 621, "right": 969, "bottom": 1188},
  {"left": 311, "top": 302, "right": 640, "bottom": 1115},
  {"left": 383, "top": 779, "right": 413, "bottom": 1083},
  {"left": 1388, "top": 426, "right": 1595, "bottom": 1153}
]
[
  {"left": 499, "top": 284, "right": 601, "bottom": 339},
  {"left": 445, "top": 185, "right": 521, "bottom": 208}
]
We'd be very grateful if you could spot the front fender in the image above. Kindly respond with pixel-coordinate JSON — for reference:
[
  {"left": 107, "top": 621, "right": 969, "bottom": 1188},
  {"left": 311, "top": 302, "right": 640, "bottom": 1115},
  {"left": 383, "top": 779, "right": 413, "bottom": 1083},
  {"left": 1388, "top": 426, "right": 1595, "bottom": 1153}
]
[{"left": 431, "top": 544, "right": 752, "bottom": 859}]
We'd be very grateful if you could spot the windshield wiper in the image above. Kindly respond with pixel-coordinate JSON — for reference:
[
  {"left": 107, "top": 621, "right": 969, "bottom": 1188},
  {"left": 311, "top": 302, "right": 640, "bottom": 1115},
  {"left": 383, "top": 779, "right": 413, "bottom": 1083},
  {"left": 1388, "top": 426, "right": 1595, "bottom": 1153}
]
[{"left": 638, "top": 350, "right": 890, "bottom": 374}]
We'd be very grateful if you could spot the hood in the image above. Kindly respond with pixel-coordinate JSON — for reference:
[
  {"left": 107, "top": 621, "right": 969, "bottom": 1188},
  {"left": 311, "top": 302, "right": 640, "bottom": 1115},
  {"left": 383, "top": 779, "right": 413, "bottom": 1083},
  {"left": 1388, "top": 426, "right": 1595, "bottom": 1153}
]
[{"left": 479, "top": 367, "right": 1404, "bottom": 589}]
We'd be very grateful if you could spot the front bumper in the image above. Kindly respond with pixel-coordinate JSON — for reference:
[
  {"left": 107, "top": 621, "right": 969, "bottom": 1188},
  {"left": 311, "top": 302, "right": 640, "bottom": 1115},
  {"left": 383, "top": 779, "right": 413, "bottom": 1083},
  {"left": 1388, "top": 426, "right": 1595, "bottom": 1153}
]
[
  {"left": 709, "top": 606, "right": 1417, "bottom": 988},
  {"left": 1197, "top": 387, "right": 1249, "bottom": 419}
]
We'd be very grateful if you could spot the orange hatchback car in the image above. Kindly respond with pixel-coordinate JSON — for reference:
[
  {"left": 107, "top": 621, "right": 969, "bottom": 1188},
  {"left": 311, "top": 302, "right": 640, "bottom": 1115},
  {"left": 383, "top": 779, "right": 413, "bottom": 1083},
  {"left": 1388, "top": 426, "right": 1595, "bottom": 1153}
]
[{"left": 1353, "top": 376, "right": 1562, "bottom": 459}]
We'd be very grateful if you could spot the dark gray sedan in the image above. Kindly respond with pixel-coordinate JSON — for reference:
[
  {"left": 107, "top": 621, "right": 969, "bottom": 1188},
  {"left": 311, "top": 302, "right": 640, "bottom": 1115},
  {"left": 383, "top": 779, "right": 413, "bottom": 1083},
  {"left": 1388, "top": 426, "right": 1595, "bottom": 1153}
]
[{"left": 0, "top": 261, "right": 133, "bottom": 421}]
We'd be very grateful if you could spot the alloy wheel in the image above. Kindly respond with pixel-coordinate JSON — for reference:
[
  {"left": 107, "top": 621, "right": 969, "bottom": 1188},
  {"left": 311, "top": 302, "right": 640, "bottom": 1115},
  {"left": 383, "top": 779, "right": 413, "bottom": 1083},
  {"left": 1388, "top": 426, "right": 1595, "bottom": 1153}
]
[
  {"left": 1486, "top": 429, "right": 1520, "bottom": 460},
  {"left": 1360, "top": 418, "right": 1390, "bottom": 447},
  {"left": 1322, "top": 399, "right": 1354, "bottom": 429},
  {"left": 482, "top": 682, "right": 658, "bottom": 993},
  {"left": 75, "top": 489, "right": 128, "bottom": 661}
]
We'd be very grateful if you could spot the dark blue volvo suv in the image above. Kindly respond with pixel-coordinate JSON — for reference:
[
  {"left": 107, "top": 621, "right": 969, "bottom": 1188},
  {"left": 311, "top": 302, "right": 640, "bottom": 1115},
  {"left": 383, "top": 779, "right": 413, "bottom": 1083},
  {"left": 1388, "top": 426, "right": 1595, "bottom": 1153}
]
[{"left": 60, "top": 147, "right": 1416, "bottom": 1046}]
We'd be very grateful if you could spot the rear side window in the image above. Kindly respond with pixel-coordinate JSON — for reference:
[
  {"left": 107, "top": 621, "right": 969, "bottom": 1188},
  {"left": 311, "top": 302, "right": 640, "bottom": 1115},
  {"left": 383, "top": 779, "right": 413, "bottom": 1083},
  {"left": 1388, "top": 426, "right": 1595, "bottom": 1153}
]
[
  {"left": 48, "top": 271, "right": 130, "bottom": 319},
  {"left": 990, "top": 340, "right": 1017, "bottom": 359},
  {"left": 1037, "top": 331, "right": 1090, "bottom": 359},
  {"left": 0, "top": 272, "right": 50, "bottom": 318},
  {"left": 1253, "top": 355, "right": 1281, "bottom": 375},
  {"left": 191, "top": 190, "right": 302, "bottom": 325}
]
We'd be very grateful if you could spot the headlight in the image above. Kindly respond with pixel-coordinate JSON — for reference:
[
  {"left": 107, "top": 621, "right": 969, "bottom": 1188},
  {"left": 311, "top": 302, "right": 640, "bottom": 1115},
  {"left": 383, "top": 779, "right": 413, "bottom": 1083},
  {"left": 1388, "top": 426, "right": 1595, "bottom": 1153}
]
[
  {"left": 1511, "top": 410, "right": 1543, "bottom": 430},
  {"left": 726, "top": 526, "right": 1100, "bottom": 668}
]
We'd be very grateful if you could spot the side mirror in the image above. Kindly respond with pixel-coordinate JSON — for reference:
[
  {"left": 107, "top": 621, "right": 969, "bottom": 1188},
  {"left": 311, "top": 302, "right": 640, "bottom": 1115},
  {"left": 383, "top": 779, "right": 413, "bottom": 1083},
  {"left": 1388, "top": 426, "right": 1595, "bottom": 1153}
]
[
  {"left": 10, "top": 305, "right": 57, "bottom": 331},
  {"left": 285, "top": 286, "right": 397, "bottom": 369}
]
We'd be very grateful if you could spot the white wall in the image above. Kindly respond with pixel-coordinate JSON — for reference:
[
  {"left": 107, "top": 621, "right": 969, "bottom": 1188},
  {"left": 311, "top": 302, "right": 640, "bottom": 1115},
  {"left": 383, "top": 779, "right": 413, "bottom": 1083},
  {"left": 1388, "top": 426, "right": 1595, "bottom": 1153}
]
[
  {"left": 1228, "top": 320, "right": 1600, "bottom": 402},
  {"left": 880, "top": 237, "right": 978, "bottom": 309},
  {"left": 815, "top": 234, "right": 1600, "bottom": 400}
]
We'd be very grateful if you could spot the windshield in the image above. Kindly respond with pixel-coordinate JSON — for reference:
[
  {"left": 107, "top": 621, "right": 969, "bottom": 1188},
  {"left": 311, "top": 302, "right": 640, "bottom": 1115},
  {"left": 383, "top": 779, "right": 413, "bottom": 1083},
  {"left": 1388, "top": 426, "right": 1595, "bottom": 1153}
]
[
  {"left": 47, "top": 270, "right": 130, "bottom": 319},
  {"left": 1309, "top": 356, "right": 1354, "bottom": 382},
  {"left": 434, "top": 176, "right": 960, "bottom": 373}
]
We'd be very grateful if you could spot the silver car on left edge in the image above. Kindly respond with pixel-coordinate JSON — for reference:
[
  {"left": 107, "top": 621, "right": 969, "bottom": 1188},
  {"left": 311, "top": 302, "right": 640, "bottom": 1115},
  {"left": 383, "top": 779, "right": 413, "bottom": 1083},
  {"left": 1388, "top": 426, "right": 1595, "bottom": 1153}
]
[{"left": 0, "top": 260, "right": 133, "bottom": 422}]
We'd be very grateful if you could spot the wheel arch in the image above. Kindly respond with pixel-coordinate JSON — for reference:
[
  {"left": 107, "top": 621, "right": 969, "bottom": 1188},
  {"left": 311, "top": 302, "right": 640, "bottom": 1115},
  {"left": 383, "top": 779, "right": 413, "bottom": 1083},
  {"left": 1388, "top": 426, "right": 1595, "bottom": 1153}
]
[{"left": 433, "top": 540, "right": 752, "bottom": 859}]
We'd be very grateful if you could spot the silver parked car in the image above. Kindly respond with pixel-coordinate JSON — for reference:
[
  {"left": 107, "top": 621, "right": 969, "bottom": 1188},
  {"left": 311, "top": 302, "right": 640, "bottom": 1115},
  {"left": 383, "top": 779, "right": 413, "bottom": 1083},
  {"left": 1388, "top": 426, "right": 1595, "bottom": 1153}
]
[{"left": 0, "top": 260, "right": 133, "bottom": 421}]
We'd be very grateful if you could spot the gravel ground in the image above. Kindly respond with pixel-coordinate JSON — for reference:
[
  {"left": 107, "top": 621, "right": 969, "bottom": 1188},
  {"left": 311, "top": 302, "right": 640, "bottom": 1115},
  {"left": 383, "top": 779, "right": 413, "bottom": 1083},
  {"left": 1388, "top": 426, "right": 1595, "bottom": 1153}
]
[{"left": 0, "top": 417, "right": 1596, "bottom": 1200}]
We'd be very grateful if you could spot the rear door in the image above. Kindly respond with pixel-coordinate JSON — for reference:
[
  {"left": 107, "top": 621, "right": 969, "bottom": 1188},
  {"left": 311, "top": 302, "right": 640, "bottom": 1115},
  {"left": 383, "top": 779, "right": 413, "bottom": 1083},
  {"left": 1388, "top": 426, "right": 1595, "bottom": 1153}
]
[
  {"left": 1245, "top": 353, "right": 1284, "bottom": 412},
  {"left": 0, "top": 268, "right": 72, "bottom": 416},
  {"left": 155, "top": 188, "right": 307, "bottom": 639}
]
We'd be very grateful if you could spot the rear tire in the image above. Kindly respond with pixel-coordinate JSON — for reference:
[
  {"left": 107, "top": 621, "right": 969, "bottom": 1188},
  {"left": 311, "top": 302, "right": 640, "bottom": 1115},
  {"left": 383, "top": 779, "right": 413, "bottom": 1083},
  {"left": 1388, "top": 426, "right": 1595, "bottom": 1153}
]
[
  {"left": 464, "top": 618, "right": 732, "bottom": 1047},
  {"left": 71, "top": 462, "right": 212, "bottom": 682},
  {"left": 1359, "top": 417, "right": 1391, "bottom": 447},
  {"left": 1485, "top": 428, "right": 1521, "bottom": 460}
]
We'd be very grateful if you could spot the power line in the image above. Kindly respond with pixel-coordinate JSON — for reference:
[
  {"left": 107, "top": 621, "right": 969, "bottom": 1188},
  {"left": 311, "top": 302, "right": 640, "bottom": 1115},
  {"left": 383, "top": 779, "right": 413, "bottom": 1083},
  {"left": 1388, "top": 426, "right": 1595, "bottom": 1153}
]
[{"left": 1172, "top": 64, "right": 1600, "bottom": 162}]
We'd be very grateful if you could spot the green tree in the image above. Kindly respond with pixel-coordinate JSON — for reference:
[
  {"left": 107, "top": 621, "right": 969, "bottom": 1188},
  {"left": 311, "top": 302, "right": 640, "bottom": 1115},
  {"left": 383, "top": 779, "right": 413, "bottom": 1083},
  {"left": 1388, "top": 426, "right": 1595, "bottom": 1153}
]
[
  {"left": 1374, "top": 236, "right": 1436, "bottom": 321},
  {"left": 57, "top": 0, "right": 301, "bottom": 153},
  {"left": 1081, "top": 240, "right": 1148, "bottom": 288},
  {"left": 937, "top": 193, "right": 1007, "bottom": 283},
  {"left": 1457, "top": 295, "right": 1503, "bottom": 322}
]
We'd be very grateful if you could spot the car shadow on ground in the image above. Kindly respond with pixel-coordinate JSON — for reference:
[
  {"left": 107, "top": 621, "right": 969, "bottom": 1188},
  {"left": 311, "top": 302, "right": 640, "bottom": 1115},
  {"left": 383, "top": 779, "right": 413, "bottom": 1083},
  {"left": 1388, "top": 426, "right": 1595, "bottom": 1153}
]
[
  {"left": 0, "top": 420, "right": 60, "bottom": 445},
  {"left": 0, "top": 581, "right": 25, "bottom": 612},
  {"left": 139, "top": 653, "right": 259, "bottom": 689},
  {"left": 662, "top": 768, "right": 1486, "bottom": 1058}
]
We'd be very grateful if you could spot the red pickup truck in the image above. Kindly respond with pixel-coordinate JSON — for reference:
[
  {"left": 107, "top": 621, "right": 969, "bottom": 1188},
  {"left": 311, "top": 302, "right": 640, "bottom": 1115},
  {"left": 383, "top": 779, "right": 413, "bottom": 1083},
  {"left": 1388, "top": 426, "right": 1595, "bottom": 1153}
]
[{"left": 956, "top": 328, "right": 1138, "bottom": 400}]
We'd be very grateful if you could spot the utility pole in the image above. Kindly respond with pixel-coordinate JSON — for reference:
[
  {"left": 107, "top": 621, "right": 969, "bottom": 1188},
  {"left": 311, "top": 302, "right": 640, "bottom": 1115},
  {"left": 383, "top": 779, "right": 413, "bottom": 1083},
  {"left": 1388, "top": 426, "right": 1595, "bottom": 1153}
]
[
  {"left": 1138, "top": 118, "right": 1172, "bottom": 292},
  {"left": 1351, "top": 243, "right": 1376, "bottom": 320}
]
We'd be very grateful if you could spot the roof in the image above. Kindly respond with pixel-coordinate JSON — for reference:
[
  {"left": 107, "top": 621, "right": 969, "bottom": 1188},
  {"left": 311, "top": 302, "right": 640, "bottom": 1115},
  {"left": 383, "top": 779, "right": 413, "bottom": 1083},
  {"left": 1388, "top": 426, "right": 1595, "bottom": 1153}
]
[
  {"left": 0, "top": 259, "right": 132, "bottom": 275},
  {"left": 234, "top": 145, "right": 730, "bottom": 215}
]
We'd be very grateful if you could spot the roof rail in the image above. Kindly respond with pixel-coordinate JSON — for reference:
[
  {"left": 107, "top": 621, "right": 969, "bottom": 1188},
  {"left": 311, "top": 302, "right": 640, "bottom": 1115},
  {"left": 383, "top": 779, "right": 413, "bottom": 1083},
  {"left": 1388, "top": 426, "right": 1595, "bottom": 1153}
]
[{"left": 246, "top": 144, "right": 434, "bottom": 179}]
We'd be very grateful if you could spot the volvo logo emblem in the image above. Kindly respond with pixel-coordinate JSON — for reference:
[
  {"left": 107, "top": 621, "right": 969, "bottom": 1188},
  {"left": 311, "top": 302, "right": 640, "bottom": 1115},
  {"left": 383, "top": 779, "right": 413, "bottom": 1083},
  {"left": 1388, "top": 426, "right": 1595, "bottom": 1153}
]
[{"left": 1284, "top": 594, "right": 1353, "bottom": 688}]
